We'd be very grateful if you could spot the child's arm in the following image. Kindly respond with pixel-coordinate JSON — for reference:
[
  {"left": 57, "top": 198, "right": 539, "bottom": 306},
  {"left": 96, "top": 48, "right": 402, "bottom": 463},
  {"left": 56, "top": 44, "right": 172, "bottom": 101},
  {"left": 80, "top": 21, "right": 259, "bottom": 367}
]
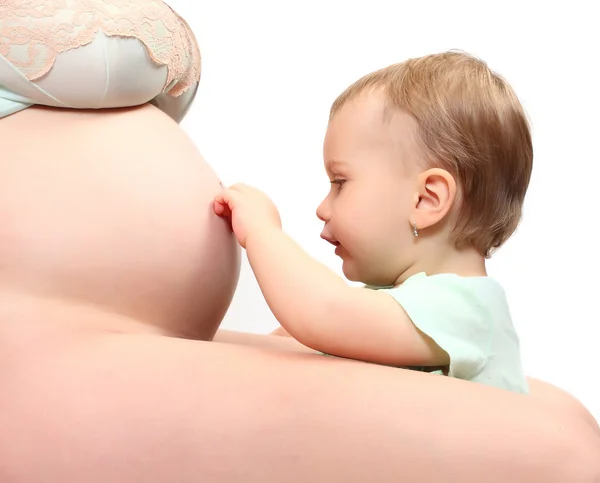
[
  {"left": 246, "top": 227, "right": 448, "bottom": 367},
  {"left": 214, "top": 184, "right": 448, "bottom": 367}
]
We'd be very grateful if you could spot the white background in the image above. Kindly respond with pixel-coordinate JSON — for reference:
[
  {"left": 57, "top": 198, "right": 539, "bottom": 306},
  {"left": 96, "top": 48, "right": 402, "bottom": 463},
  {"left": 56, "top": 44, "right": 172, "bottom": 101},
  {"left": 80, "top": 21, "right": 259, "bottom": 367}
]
[{"left": 169, "top": 0, "right": 599, "bottom": 420}]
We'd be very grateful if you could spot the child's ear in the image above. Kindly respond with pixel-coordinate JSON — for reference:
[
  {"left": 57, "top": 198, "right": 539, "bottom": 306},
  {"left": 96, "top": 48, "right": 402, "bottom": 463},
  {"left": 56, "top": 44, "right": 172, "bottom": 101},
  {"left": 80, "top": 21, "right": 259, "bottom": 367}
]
[{"left": 412, "top": 168, "right": 456, "bottom": 230}]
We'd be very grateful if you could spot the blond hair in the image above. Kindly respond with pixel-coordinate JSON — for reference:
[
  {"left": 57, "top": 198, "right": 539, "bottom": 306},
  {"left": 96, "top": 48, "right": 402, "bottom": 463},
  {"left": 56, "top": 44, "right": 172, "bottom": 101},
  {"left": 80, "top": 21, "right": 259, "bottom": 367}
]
[{"left": 330, "top": 51, "right": 533, "bottom": 257}]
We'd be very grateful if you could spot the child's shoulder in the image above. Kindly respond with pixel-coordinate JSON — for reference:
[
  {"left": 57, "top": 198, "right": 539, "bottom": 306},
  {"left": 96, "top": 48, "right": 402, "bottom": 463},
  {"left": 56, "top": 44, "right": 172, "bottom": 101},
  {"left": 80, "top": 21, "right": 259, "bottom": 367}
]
[
  {"left": 368, "top": 272, "right": 505, "bottom": 299},
  {"left": 367, "top": 272, "right": 511, "bottom": 331}
]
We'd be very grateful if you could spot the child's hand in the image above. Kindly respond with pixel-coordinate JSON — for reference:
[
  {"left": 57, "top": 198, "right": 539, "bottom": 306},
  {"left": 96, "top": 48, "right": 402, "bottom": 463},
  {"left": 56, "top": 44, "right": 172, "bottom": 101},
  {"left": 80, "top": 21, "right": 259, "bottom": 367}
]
[{"left": 213, "top": 183, "right": 282, "bottom": 248}]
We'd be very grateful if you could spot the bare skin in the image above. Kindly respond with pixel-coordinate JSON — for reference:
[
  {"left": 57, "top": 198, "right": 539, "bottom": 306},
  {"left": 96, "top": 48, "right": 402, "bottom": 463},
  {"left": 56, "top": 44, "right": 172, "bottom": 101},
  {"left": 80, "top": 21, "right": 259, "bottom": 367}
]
[
  {"left": 1, "top": 105, "right": 598, "bottom": 482},
  {"left": 266, "top": 326, "right": 600, "bottom": 434}
]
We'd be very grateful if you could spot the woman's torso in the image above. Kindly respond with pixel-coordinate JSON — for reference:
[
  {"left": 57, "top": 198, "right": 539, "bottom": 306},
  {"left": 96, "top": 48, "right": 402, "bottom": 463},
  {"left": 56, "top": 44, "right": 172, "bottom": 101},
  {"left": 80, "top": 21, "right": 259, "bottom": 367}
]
[{"left": 0, "top": 104, "right": 240, "bottom": 340}]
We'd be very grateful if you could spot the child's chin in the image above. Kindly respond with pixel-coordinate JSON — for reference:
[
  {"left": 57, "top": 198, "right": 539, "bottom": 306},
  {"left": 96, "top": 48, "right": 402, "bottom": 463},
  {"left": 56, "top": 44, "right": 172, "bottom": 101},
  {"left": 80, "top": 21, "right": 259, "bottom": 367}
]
[{"left": 341, "top": 260, "right": 361, "bottom": 283}]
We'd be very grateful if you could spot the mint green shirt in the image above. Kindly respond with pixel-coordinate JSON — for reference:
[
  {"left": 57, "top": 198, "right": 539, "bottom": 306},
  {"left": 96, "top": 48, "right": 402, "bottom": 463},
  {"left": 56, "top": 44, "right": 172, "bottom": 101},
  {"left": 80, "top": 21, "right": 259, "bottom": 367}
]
[{"left": 374, "top": 272, "right": 528, "bottom": 394}]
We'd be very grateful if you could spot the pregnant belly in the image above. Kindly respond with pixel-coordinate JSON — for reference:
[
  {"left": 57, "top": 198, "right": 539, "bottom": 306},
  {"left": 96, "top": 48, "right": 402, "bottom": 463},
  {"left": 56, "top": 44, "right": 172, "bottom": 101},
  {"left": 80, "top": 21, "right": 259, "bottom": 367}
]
[{"left": 0, "top": 104, "right": 240, "bottom": 340}]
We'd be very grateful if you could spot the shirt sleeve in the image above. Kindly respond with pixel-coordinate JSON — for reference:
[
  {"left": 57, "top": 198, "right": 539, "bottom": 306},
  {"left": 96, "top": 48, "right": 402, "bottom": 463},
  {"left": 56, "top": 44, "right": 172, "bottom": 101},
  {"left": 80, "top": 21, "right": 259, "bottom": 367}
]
[{"left": 379, "top": 273, "right": 493, "bottom": 380}]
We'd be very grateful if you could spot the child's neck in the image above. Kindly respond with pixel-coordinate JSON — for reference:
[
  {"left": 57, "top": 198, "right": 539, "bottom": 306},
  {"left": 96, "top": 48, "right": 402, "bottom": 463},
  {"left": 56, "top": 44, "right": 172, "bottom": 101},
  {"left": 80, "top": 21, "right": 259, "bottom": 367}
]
[{"left": 395, "top": 244, "right": 486, "bottom": 285}]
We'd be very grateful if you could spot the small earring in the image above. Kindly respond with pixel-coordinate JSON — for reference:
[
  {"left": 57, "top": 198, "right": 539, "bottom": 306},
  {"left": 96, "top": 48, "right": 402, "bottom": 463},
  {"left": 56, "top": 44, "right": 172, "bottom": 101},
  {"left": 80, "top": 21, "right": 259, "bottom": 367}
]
[{"left": 412, "top": 221, "right": 419, "bottom": 237}]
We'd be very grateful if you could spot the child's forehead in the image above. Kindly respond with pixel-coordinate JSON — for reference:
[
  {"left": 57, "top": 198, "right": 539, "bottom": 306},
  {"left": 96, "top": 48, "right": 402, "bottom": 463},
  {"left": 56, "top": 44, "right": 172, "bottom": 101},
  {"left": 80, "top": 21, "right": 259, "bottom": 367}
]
[
  {"left": 328, "top": 91, "right": 421, "bottom": 147},
  {"left": 326, "top": 97, "right": 422, "bottom": 159},
  {"left": 333, "top": 90, "right": 387, "bottom": 123},
  {"left": 324, "top": 122, "right": 425, "bottom": 179}
]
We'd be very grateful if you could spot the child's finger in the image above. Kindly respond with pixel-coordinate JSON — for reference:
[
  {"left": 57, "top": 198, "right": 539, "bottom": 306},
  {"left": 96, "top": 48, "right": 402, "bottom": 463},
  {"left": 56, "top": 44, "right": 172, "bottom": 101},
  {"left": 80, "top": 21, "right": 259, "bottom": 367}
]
[
  {"left": 213, "top": 198, "right": 229, "bottom": 216},
  {"left": 213, "top": 192, "right": 230, "bottom": 215},
  {"left": 214, "top": 190, "right": 230, "bottom": 206},
  {"left": 213, "top": 189, "right": 240, "bottom": 217}
]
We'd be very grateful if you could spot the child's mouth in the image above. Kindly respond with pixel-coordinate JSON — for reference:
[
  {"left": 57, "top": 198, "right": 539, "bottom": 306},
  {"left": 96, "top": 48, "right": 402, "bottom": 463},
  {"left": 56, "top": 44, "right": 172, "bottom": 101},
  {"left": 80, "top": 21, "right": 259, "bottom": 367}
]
[{"left": 320, "top": 235, "right": 340, "bottom": 247}]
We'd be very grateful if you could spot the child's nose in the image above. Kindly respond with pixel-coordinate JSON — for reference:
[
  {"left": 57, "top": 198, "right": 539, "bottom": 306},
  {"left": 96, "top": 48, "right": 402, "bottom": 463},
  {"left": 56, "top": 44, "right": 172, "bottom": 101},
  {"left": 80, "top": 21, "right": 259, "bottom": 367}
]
[{"left": 316, "top": 198, "right": 329, "bottom": 222}]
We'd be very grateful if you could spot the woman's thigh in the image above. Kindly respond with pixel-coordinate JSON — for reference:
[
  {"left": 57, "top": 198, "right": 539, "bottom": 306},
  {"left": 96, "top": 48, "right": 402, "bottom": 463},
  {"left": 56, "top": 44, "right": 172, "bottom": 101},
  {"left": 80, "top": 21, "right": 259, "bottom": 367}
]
[
  {"left": 221, "top": 329, "right": 600, "bottom": 432},
  {"left": 527, "top": 377, "right": 599, "bottom": 433},
  {"left": 3, "top": 331, "right": 599, "bottom": 483}
]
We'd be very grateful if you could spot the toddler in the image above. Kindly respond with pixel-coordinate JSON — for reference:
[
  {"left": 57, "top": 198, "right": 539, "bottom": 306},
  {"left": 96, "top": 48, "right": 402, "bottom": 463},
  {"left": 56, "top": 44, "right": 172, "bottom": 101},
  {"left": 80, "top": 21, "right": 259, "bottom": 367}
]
[{"left": 214, "top": 51, "right": 532, "bottom": 393}]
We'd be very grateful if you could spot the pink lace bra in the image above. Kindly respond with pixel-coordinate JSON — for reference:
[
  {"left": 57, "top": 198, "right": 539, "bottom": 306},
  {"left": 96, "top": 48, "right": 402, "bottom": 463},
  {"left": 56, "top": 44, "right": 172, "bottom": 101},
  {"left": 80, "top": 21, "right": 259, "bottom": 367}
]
[{"left": 0, "top": 0, "right": 201, "bottom": 122}]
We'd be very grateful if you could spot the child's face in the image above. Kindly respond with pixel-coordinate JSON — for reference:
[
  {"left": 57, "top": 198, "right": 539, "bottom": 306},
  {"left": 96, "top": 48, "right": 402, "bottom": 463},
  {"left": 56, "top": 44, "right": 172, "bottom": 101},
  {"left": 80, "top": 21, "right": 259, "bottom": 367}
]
[{"left": 317, "top": 92, "right": 423, "bottom": 286}]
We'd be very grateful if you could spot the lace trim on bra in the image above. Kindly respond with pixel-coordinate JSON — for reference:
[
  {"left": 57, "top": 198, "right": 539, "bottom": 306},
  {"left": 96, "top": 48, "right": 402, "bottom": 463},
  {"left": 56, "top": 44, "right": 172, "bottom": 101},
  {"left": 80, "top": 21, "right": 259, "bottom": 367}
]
[{"left": 0, "top": 0, "right": 200, "bottom": 96}]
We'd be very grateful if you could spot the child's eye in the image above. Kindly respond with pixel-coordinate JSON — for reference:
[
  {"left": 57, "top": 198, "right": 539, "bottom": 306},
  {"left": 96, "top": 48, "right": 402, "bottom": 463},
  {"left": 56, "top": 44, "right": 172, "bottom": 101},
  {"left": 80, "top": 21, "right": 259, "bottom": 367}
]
[{"left": 330, "top": 178, "right": 346, "bottom": 190}]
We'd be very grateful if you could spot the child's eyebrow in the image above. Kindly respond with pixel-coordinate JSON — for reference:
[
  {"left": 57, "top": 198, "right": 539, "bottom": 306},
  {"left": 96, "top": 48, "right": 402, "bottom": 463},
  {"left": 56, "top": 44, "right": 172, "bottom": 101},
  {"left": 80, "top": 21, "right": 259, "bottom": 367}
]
[{"left": 326, "top": 159, "right": 348, "bottom": 172}]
